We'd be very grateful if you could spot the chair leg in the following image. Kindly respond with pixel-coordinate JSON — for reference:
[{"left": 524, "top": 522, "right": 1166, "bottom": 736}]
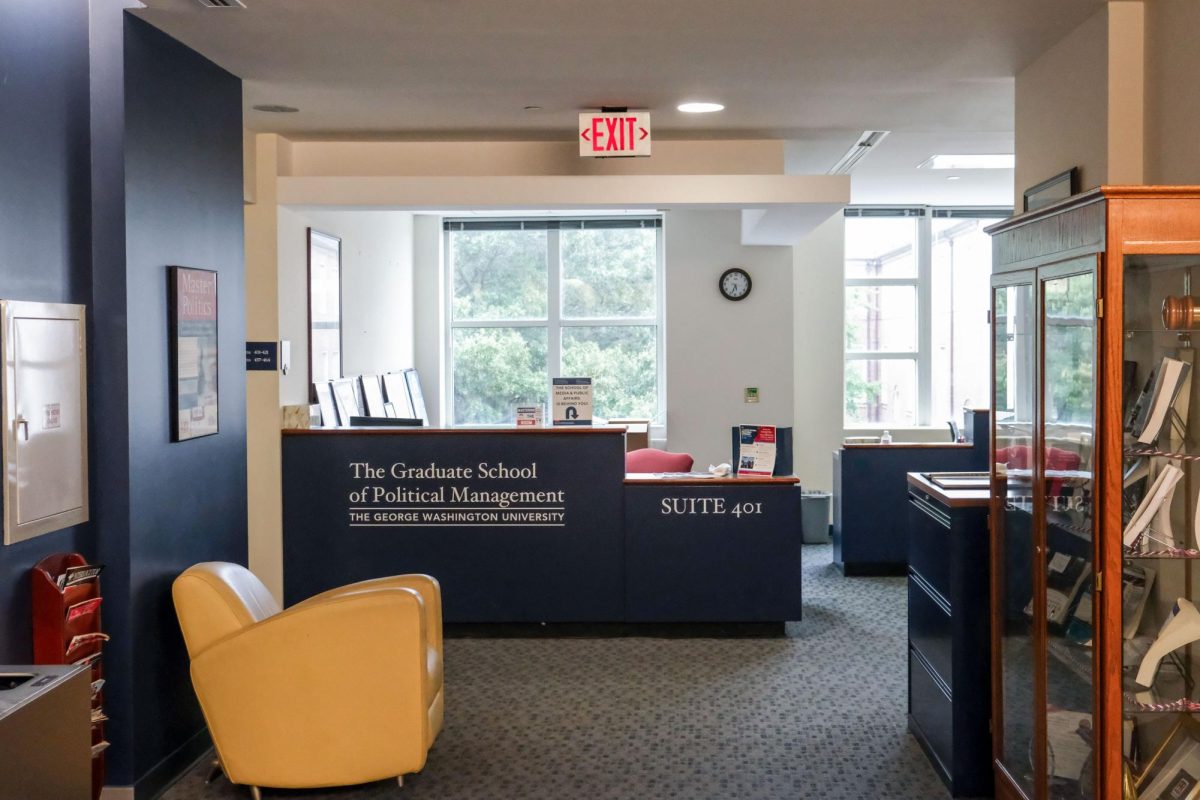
[
  {"left": 205, "top": 758, "right": 223, "bottom": 784},
  {"left": 397, "top": 775, "right": 405, "bottom": 789},
  {"left": 249, "top": 787, "right": 263, "bottom": 800}
]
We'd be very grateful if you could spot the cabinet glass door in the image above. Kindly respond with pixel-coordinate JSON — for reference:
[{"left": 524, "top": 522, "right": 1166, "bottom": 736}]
[
  {"left": 994, "top": 275, "right": 1038, "bottom": 795},
  {"left": 1041, "top": 263, "right": 1097, "bottom": 798},
  {"left": 1121, "top": 254, "right": 1200, "bottom": 797}
]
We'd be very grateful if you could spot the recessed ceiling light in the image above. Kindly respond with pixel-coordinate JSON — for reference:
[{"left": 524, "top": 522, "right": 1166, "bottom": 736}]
[
  {"left": 946, "top": 176, "right": 961, "bottom": 181},
  {"left": 523, "top": 105, "right": 543, "bottom": 111},
  {"left": 677, "top": 102, "right": 724, "bottom": 113},
  {"left": 919, "top": 154, "right": 1014, "bottom": 170},
  {"left": 253, "top": 104, "right": 299, "bottom": 113}
]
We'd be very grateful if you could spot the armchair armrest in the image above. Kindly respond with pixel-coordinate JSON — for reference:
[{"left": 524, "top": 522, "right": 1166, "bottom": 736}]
[
  {"left": 295, "top": 574, "right": 442, "bottom": 654},
  {"left": 191, "top": 588, "right": 429, "bottom": 788}
]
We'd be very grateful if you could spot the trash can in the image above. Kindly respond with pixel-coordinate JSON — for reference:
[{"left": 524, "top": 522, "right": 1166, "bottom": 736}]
[{"left": 801, "top": 491, "right": 832, "bottom": 543}]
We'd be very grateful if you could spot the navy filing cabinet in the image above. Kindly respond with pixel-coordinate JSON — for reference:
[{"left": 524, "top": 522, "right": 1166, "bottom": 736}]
[{"left": 906, "top": 472, "right": 992, "bottom": 798}]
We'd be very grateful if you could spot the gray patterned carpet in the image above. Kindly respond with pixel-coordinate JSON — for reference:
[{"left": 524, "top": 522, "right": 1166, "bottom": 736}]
[{"left": 161, "top": 545, "right": 952, "bottom": 800}]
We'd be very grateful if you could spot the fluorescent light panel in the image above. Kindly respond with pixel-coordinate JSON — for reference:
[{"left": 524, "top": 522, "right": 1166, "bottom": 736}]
[
  {"left": 920, "top": 154, "right": 1014, "bottom": 170},
  {"left": 827, "top": 131, "right": 890, "bottom": 175}
]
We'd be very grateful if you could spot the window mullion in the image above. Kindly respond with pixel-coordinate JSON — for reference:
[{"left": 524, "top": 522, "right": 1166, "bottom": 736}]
[
  {"left": 916, "top": 210, "right": 933, "bottom": 426},
  {"left": 548, "top": 228, "right": 562, "bottom": 380}
]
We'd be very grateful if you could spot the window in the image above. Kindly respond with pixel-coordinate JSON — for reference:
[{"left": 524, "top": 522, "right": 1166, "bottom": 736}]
[
  {"left": 844, "top": 207, "right": 1008, "bottom": 427},
  {"left": 446, "top": 217, "right": 664, "bottom": 426}
]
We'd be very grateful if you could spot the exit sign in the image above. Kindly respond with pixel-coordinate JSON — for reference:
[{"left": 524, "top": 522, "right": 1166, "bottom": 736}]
[{"left": 579, "top": 111, "right": 651, "bottom": 157}]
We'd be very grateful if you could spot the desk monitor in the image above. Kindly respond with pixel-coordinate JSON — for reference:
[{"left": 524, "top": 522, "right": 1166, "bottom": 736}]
[{"left": 348, "top": 416, "right": 424, "bottom": 427}]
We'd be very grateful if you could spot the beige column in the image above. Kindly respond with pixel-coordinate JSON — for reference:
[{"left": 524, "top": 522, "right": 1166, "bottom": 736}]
[{"left": 244, "top": 133, "right": 285, "bottom": 601}]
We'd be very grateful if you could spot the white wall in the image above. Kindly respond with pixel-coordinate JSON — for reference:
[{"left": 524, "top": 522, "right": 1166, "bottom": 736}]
[
  {"left": 665, "top": 210, "right": 794, "bottom": 468},
  {"left": 413, "top": 214, "right": 444, "bottom": 427},
  {"left": 1015, "top": 8, "right": 1109, "bottom": 198},
  {"left": 1147, "top": 0, "right": 1200, "bottom": 183},
  {"left": 792, "top": 214, "right": 844, "bottom": 492},
  {"left": 277, "top": 208, "right": 415, "bottom": 406}
]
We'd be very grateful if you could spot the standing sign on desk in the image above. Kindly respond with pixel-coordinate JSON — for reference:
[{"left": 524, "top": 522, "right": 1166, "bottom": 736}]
[
  {"left": 737, "top": 425, "right": 776, "bottom": 476},
  {"left": 552, "top": 378, "right": 592, "bottom": 426}
]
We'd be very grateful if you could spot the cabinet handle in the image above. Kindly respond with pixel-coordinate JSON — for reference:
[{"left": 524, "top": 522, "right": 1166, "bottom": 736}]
[{"left": 14, "top": 416, "right": 28, "bottom": 441}]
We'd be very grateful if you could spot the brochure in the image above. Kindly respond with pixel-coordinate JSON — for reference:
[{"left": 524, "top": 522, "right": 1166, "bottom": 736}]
[
  {"left": 737, "top": 425, "right": 777, "bottom": 476},
  {"left": 552, "top": 378, "right": 593, "bottom": 426},
  {"left": 56, "top": 564, "right": 103, "bottom": 591}
]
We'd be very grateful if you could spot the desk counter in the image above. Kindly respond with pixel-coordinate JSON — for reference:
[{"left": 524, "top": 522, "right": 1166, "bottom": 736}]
[{"left": 282, "top": 429, "right": 803, "bottom": 623}]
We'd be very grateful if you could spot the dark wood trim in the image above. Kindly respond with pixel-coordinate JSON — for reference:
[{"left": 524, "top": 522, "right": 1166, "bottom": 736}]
[
  {"left": 624, "top": 474, "right": 799, "bottom": 485},
  {"left": 283, "top": 426, "right": 628, "bottom": 436},
  {"left": 905, "top": 472, "right": 989, "bottom": 507}
]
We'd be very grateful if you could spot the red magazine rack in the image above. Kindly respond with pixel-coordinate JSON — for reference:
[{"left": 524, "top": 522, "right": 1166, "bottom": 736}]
[{"left": 32, "top": 553, "right": 107, "bottom": 800}]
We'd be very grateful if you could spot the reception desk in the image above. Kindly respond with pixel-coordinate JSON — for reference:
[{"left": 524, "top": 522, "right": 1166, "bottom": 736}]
[{"left": 282, "top": 428, "right": 802, "bottom": 623}]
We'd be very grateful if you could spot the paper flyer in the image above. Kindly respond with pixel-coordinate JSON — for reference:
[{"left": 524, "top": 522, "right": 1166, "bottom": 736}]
[{"left": 738, "top": 425, "right": 777, "bottom": 476}]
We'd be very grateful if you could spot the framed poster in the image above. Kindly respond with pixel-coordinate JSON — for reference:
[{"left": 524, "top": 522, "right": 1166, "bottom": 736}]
[
  {"left": 168, "top": 266, "right": 219, "bottom": 442},
  {"left": 1023, "top": 167, "right": 1078, "bottom": 212}
]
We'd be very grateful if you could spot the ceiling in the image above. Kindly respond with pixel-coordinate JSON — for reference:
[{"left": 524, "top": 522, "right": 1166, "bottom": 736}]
[{"left": 134, "top": 0, "right": 1106, "bottom": 204}]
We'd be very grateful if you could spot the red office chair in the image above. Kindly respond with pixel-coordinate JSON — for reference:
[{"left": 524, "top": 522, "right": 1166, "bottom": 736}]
[{"left": 625, "top": 448, "right": 694, "bottom": 473}]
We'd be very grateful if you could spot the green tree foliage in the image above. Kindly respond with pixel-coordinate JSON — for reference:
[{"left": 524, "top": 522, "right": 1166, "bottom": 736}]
[
  {"left": 1044, "top": 274, "right": 1095, "bottom": 424},
  {"left": 452, "top": 230, "right": 547, "bottom": 320},
  {"left": 453, "top": 328, "right": 547, "bottom": 425},
  {"left": 449, "top": 225, "right": 659, "bottom": 424}
]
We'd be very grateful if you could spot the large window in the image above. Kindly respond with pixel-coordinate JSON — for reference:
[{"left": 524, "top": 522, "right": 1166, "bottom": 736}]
[
  {"left": 844, "top": 207, "right": 1008, "bottom": 427},
  {"left": 446, "top": 217, "right": 664, "bottom": 426}
]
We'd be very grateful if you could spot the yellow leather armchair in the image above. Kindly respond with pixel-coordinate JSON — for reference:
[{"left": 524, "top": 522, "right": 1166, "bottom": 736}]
[{"left": 172, "top": 563, "right": 443, "bottom": 796}]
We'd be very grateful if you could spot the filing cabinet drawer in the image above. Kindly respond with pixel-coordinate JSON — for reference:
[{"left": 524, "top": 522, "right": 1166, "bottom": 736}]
[
  {"left": 908, "top": 573, "right": 953, "bottom": 687},
  {"left": 909, "top": 647, "right": 953, "bottom": 777},
  {"left": 908, "top": 493, "right": 951, "bottom": 597}
]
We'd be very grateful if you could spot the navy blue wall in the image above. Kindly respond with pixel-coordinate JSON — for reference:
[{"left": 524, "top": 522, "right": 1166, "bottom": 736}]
[
  {"left": 1, "top": 6, "right": 245, "bottom": 793},
  {"left": 121, "top": 16, "right": 246, "bottom": 788},
  {"left": 0, "top": 0, "right": 96, "bottom": 661}
]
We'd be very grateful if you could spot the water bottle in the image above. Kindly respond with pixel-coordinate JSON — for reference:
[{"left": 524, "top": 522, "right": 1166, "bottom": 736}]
[{"left": 880, "top": 430, "right": 893, "bottom": 444}]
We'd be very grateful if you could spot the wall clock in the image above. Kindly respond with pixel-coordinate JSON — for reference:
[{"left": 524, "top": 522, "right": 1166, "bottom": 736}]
[{"left": 718, "top": 267, "right": 752, "bottom": 301}]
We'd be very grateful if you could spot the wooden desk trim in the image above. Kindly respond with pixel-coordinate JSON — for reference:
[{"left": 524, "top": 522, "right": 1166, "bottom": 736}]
[
  {"left": 284, "top": 426, "right": 627, "bottom": 437},
  {"left": 843, "top": 442, "right": 972, "bottom": 450},
  {"left": 906, "top": 472, "right": 990, "bottom": 508},
  {"left": 624, "top": 473, "right": 799, "bottom": 485}
]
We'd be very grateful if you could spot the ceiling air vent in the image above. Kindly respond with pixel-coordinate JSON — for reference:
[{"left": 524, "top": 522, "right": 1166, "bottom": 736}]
[
  {"left": 196, "top": 0, "right": 245, "bottom": 7},
  {"left": 827, "top": 131, "right": 890, "bottom": 175}
]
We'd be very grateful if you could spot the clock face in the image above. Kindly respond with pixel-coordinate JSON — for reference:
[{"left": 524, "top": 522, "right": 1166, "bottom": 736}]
[{"left": 719, "top": 268, "right": 752, "bottom": 301}]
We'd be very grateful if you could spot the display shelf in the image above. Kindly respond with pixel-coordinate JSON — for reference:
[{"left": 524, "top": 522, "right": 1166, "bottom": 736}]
[{"left": 987, "top": 187, "right": 1200, "bottom": 799}]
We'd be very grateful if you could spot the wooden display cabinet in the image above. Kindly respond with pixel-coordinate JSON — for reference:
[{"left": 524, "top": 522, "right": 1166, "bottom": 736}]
[{"left": 987, "top": 187, "right": 1200, "bottom": 799}]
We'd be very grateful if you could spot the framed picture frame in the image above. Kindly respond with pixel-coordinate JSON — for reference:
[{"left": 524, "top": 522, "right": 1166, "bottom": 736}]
[
  {"left": 314, "top": 381, "right": 339, "bottom": 427},
  {"left": 330, "top": 377, "right": 361, "bottom": 425},
  {"left": 307, "top": 228, "right": 342, "bottom": 403},
  {"left": 1023, "top": 167, "right": 1078, "bottom": 213},
  {"left": 167, "top": 266, "right": 219, "bottom": 442},
  {"left": 383, "top": 371, "right": 416, "bottom": 419},
  {"left": 1137, "top": 715, "right": 1200, "bottom": 798}
]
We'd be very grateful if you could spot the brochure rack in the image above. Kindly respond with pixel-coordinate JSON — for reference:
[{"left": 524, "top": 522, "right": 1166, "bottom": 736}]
[{"left": 32, "top": 552, "right": 107, "bottom": 800}]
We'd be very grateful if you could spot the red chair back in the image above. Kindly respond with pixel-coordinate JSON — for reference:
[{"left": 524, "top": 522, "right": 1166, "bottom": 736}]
[{"left": 625, "top": 448, "right": 694, "bottom": 473}]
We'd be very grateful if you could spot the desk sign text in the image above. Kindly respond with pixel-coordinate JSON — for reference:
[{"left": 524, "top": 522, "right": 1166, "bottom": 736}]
[
  {"left": 346, "top": 461, "right": 567, "bottom": 527},
  {"left": 661, "top": 497, "right": 764, "bottom": 518},
  {"left": 579, "top": 111, "right": 651, "bottom": 157}
]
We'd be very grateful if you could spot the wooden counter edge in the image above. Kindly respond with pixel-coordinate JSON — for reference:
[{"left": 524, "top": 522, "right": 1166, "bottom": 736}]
[
  {"left": 842, "top": 442, "right": 973, "bottom": 450},
  {"left": 906, "top": 471, "right": 990, "bottom": 508},
  {"left": 283, "top": 426, "right": 628, "bottom": 436},
  {"left": 624, "top": 473, "right": 799, "bottom": 485}
]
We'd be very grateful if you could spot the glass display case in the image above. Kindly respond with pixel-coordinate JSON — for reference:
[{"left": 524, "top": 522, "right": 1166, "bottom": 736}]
[{"left": 988, "top": 187, "right": 1200, "bottom": 800}]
